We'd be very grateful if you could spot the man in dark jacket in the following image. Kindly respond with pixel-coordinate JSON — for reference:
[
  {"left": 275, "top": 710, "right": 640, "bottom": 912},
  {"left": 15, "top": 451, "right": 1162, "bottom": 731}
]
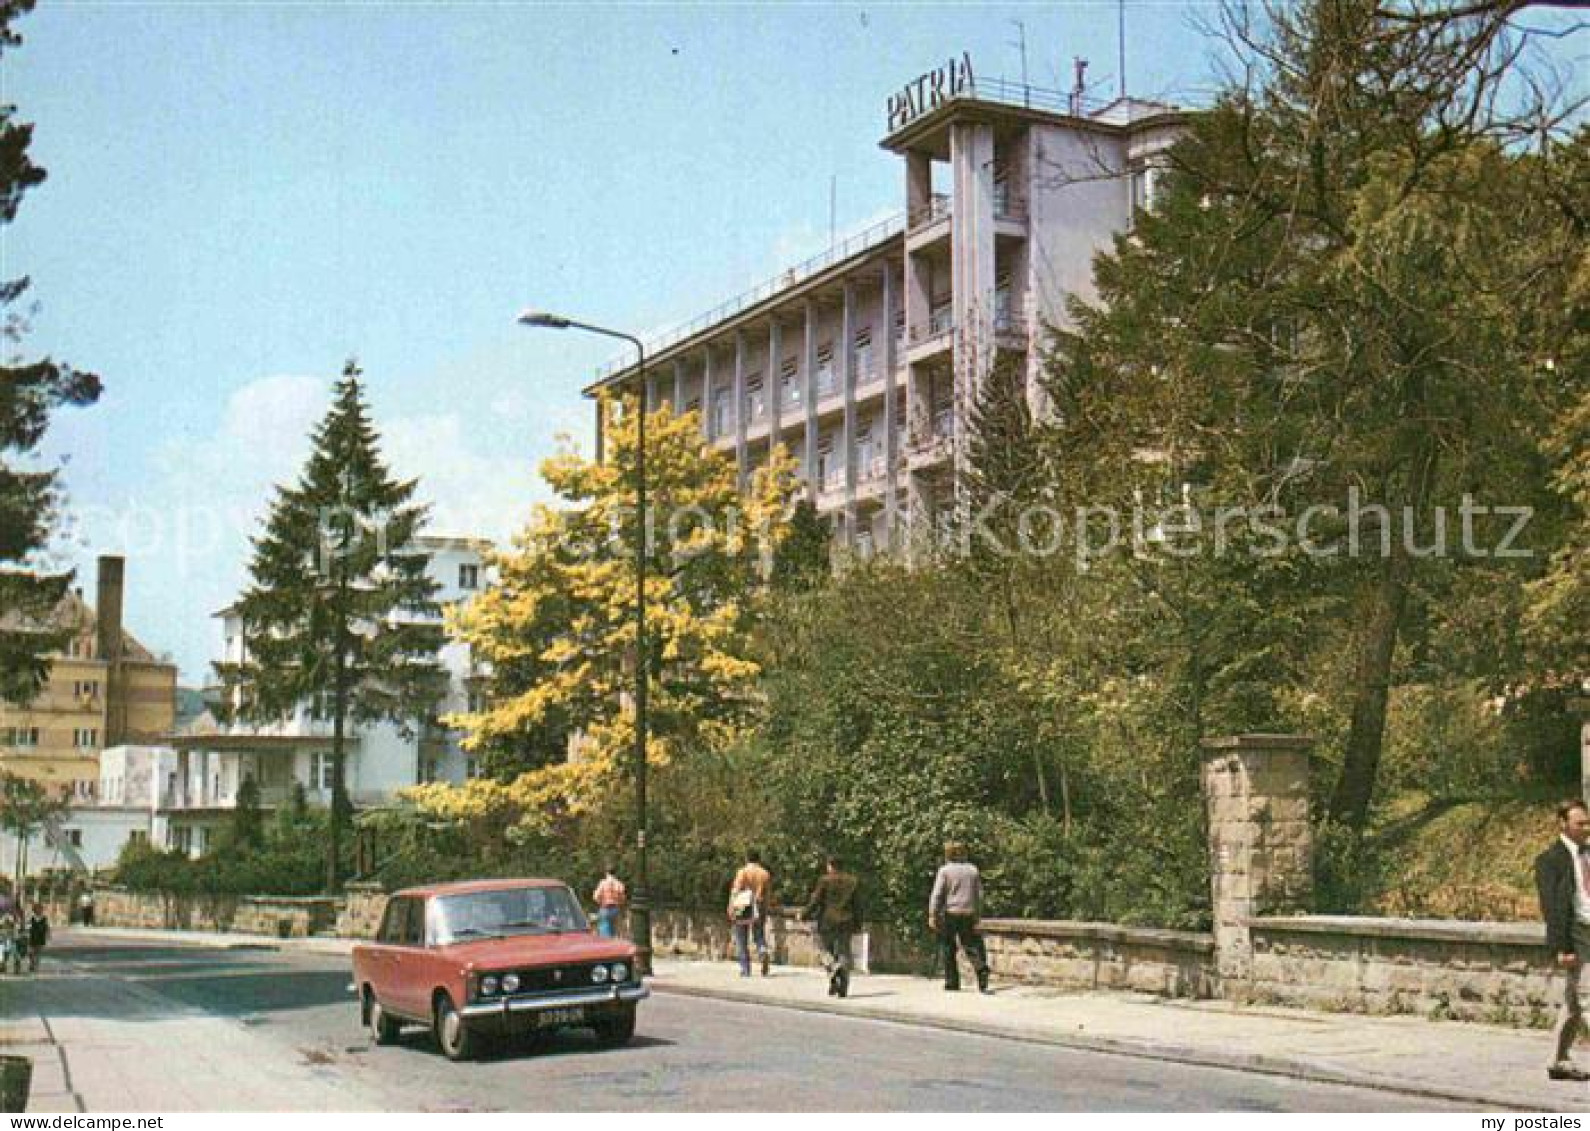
[
  {"left": 1536, "top": 799, "right": 1590, "bottom": 1081},
  {"left": 26, "top": 904, "right": 48, "bottom": 974},
  {"left": 804, "top": 856, "right": 863, "bottom": 998}
]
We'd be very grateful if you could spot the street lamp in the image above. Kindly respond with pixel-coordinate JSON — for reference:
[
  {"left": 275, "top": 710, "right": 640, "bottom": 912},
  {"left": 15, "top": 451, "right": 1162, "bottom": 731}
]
[{"left": 516, "top": 308, "right": 652, "bottom": 974}]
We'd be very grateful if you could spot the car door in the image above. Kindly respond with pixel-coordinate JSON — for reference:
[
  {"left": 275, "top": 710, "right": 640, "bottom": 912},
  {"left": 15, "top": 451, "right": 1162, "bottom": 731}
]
[{"left": 385, "top": 897, "right": 430, "bottom": 1019}]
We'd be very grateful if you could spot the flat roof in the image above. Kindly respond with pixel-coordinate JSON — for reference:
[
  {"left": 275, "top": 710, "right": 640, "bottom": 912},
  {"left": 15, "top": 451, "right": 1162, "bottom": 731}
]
[{"left": 167, "top": 733, "right": 356, "bottom": 752}]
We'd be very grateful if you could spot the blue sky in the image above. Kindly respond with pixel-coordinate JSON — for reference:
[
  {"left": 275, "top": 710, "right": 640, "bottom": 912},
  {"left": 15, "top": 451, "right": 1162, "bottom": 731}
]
[{"left": 6, "top": 1, "right": 1569, "bottom": 683}]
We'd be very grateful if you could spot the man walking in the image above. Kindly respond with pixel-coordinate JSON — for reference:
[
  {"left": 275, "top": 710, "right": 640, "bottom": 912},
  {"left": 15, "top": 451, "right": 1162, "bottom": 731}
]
[
  {"left": 592, "top": 865, "right": 627, "bottom": 939},
  {"left": 804, "top": 855, "right": 863, "bottom": 998},
  {"left": 26, "top": 904, "right": 48, "bottom": 974},
  {"left": 1536, "top": 799, "right": 1590, "bottom": 1080},
  {"left": 728, "top": 850, "right": 774, "bottom": 977},
  {"left": 929, "top": 841, "right": 991, "bottom": 994}
]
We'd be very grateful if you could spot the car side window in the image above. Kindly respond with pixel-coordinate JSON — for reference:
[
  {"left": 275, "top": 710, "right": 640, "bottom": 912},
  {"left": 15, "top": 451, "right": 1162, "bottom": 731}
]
[
  {"left": 401, "top": 899, "right": 426, "bottom": 946},
  {"left": 378, "top": 897, "right": 420, "bottom": 946},
  {"left": 376, "top": 899, "right": 403, "bottom": 944}
]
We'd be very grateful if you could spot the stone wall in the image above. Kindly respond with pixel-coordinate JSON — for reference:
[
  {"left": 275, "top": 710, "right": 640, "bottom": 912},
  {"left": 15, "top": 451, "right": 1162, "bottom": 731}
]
[
  {"left": 649, "top": 907, "right": 925, "bottom": 973},
  {"left": 337, "top": 882, "right": 389, "bottom": 940},
  {"left": 57, "top": 885, "right": 340, "bottom": 938},
  {"left": 1246, "top": 916, "right": 1555, "bottom": 1024},
  {"left": 981, "top": 919, "right": 1216, "bottom": 998}
]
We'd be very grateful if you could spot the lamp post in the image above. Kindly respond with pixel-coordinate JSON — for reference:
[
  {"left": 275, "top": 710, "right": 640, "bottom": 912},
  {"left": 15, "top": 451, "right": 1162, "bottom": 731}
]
[{"left": 517, "top": 309, "right": 652, "bottom": 974}]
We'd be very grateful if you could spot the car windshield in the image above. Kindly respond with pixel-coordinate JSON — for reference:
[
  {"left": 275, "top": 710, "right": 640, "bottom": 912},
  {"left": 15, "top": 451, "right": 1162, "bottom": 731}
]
[{"left": 431, "top": 885, "right": 588, "bottom": 945}]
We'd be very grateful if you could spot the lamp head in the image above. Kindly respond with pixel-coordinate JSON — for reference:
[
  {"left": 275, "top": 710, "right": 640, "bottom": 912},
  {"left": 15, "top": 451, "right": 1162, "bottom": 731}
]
[{"left": 516, "top": 309, "right": 573, "bottom": 329}]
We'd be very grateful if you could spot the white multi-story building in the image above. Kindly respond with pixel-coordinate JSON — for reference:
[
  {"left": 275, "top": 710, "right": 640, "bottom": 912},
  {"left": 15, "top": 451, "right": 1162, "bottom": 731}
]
[
  {"left": 584, "top": 61, "right": 1184, "bottom": 553},
  {"left": 56, "top": 535, "right": 495, "bottom": 862}
]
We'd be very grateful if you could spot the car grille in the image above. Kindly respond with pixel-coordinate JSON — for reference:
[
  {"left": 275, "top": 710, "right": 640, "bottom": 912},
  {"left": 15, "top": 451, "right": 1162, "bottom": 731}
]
[{"left": 513, "top": 963, "right": 602, "bottom": 992}]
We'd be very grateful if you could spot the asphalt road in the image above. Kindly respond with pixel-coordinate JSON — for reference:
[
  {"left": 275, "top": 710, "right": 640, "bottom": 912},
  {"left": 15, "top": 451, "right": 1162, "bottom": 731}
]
[{"left": 33, "top": 934, "right": 1461, "bottom": 1111}]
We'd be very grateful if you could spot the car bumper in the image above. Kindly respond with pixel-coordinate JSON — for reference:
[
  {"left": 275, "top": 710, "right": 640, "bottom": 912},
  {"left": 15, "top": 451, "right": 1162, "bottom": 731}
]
[{"left": 460, "top": 982, "right": 649, "bottom": 1022}]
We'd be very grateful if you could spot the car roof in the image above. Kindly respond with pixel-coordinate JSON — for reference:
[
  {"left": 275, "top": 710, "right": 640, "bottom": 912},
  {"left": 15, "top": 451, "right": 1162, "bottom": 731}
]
[{"left": 394, "top": 878, "right": 571, "bottom": 900}]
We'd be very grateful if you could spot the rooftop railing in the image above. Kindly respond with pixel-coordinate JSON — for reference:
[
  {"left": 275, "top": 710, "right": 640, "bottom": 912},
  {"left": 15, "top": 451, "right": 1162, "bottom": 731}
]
[{"left": 594, "top": 211, "right": 907, "bottom": 384}]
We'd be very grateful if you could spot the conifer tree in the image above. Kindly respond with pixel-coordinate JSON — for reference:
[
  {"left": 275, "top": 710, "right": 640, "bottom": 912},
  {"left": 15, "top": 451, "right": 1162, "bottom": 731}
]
[
  {"left": 215, "top": 362, "right": 446, "bottom": 889},
  {"left": 0, "top": 0, "right": 102, "bottom": 704}
]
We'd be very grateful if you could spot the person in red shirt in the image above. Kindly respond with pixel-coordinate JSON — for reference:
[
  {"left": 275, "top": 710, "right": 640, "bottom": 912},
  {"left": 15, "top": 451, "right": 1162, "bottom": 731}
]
[{"left": 592, "top": 866, "right": 627, "bottom": 938}]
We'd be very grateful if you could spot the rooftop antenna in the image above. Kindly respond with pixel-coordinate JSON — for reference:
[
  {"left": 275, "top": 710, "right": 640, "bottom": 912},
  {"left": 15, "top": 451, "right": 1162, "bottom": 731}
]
[
  {"left": 1008, "top": 19, "right": 1029, "bottom": 105},
  {"left": 1118, "top": 0, "right": 1127, "bottom": 100},
  {"left": 1071, "top": 57, "right": 1089, "bottom": 115}
]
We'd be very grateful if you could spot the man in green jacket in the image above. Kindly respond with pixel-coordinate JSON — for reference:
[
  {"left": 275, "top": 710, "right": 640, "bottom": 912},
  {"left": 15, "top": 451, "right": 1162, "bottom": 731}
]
[{"left": 804, "top": 855, "right": 863, "bottom": 998}]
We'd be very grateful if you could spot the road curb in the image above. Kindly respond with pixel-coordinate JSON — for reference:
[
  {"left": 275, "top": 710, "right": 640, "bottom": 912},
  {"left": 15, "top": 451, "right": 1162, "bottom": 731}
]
[{"left": 650, "top": 979, "right": 1569, "bottom": 1112}]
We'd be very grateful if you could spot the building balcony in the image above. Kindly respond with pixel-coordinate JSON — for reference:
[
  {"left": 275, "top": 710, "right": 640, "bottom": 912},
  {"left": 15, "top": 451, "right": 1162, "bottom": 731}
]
[
  {"left": 994, "top": 187, "right": 1029, "bottom": 228},
  {"left": 908, "top": 193, "right": 951, "bottom": 232},
  {"left": 907, "top": 308, "right": 955, "bottom": 363},
  {"left": 994, "top": 306, "right": 1030, "bottom": 348},
  {"left": 906, "top": 409, "right": 955, "bottom": 468}
]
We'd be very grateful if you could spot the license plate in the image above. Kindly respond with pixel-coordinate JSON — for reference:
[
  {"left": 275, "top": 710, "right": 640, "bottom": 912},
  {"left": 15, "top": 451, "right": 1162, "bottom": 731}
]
[{"left": 536, "top": 1007, "right": 585, "bottom": 1028}]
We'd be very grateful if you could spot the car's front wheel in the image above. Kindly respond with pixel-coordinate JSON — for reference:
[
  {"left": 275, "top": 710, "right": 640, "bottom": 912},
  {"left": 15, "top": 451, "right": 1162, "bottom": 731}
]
[
  {"left": 366, "top": 989, "right": 401, "bottom": 1045},
  {"left": 593, "top": 1004, "right": 637, "bottom": 1048},
  {"left": 433, "top": 992, "right": 480, "bottom": 1061}
]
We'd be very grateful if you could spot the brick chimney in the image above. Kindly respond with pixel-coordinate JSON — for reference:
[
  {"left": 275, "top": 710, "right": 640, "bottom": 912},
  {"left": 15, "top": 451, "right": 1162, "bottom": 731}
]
[{"left": 96, "top": 555, "right": 127, "bottom": 746}]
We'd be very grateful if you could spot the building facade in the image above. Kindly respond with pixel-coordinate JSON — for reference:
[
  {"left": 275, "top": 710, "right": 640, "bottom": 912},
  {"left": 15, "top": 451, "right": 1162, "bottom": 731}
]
[
  {"left": 586, "top": 68, "right": 1183, "bottom": 552},
  {"left": 0, "top": 555, "right": 177, "bottom": 801},
  {"left": 141, "top": 535, "right": 493, "bottom": 856}
]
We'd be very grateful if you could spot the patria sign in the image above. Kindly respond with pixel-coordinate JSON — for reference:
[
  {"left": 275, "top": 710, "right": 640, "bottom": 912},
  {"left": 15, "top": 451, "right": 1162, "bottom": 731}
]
[{"left": 886, "top": 53, "right": 975, "bottom": 132}]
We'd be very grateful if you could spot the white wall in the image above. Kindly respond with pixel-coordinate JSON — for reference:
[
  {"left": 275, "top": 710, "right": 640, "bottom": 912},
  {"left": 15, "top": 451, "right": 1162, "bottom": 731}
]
[{"left": 0, "top": 807, "right": 151, "bottom": 877}]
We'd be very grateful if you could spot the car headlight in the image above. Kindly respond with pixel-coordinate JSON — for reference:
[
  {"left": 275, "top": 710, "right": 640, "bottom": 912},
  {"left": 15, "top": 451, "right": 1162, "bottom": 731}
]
[
  {"left": 481, "top": 975, "right": 500, "bottom": 996},
  {"left": 591, "top": 964, "right": 610, "bottom": 984},
  {"left": 502, "top": 973, "right": 521, "bottom": 993},
  {"left": 610, "top": 962, "right": 629, "bottom": 984}
]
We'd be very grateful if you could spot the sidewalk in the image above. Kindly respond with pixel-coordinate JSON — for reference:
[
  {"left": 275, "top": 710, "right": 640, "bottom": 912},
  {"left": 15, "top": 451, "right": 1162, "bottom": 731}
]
[
  {"left": 0, "top": 938, "right": 386, "bottom": 1112},
  {"left": 20, "top": 927, "right": 1590, "bottom": 1111},
  {"left": 648, "top": 959, "right": 1590, "bottom": 1112}
]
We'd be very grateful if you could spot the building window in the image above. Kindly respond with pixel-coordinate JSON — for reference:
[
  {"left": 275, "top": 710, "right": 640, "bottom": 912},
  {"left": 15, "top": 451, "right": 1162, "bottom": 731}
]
[
  {"left": 1130, "top": 161, "right": 1163, "bottom": 221},
  {"left": 712, "top": 388, "right": 732, "bottom": 437},
  {"left": 816, "top": 437, "right": 843, "bottom": 490},
  {"left": 815, "top": 343, "right": 837, "bottom": 398},
  {"left": 310, "top": 752, "right": 336, "bottom": 792},
  {"left": 746, "top": 378, "right": 766, "bottom": 422},
  {"left": 854, "top": 328, "right": 874, "bottom": 382},
  {"left": 3, "top": 727, "right": 41, "bottom": 748},
  {"left": 780, "top": 358, "right": 802, "bottom": 408},
  {"left": 420, "top": 758, "right": 439, "bottom": 784},
  {"left": 74, "top": 728, "right": 98, "bottom": 750},
  {"left": 458, "top": 563, "right": 480, "bottom": 590},
  {"left": 128, "top": 829, "right": 149, "bottom": 847},
  {"left": 73, "top": 679, "right": 101, "bottom": 700},
  {"left": 65, "top": 828, "right": 83, "bottom": 847}
]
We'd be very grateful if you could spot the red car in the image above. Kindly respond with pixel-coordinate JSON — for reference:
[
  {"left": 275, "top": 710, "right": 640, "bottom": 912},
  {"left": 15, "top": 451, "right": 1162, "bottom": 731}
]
[{"left": 351, "top": 878, "right": 647, "bottom": 1060}]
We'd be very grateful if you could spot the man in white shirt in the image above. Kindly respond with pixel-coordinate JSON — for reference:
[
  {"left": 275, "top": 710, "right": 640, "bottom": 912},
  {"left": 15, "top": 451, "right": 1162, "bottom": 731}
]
[{"left": 1535, "top": 799, "right": 1590, "bottom": 1081}]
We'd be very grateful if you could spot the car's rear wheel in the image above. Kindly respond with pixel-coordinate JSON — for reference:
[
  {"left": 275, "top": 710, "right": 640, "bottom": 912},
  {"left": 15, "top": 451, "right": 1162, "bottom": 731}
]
[
  {"left": 434, "top": 992, "right": 479, "bottom": 1061},
  {"left": 593, "top": 1004, "right": 637, "bottom": 1048},
  {"left": 366, "top": 989, "right": 401, "bottom": 1045}
]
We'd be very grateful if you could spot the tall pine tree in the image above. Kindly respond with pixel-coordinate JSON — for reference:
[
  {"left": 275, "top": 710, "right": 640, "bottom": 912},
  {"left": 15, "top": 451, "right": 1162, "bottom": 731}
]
[
  {"left": 215, "top": 362, "right": 446, "bottom": 889},
  {"left": 1, "top": 0, "right": 102, "bottom": 704}
]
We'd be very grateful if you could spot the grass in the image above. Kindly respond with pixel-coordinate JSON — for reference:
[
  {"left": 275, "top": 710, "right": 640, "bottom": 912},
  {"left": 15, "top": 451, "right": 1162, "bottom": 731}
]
[{"left": 1359, "top": 790, "right": 1559, "bottom": 921}]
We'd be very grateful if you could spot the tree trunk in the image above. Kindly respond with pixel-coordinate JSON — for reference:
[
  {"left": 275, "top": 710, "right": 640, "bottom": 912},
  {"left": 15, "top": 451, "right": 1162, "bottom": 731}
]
[
  {"left": 1328, "top": 552, "right": 1410, "bottom": 833},
  {"left": 328, "top": 636, "right": 349, "bottom": 893}
]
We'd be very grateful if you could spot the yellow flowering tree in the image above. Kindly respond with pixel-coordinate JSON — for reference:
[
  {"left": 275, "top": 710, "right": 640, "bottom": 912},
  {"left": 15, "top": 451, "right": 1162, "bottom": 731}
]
[{"left": 408, "top": 396, "right": 800, "bottom": 828}]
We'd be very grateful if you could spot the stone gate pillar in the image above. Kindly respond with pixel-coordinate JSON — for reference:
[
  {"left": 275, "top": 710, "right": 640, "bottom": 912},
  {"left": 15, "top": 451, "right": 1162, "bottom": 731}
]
[
  {"left": 1572, "top": 698, "right": 1590, "bottom": 804},
  {"left": 1201, "top": 734, "right": 1314, "bottom": 994}
]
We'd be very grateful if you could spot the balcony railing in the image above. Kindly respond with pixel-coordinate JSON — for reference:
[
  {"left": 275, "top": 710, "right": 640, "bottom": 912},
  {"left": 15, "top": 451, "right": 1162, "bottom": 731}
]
[
  {"left": 912, "top": 306, "right": 955, "bottom": 346},
  {"left": 594, "top": 212, "right": 907, "bottom": 383},
  {"left": 908, "top": 193, "right": 951, "bottom": 231},
  {"left": 994, "top": 306, "right": 1029, "bottom": 336},
  {"left": 907, "top": 409, "right": 956, "bottom": 453},
  {"left": 994, "top": 188, "right": 1029, "bottom": 223}
]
